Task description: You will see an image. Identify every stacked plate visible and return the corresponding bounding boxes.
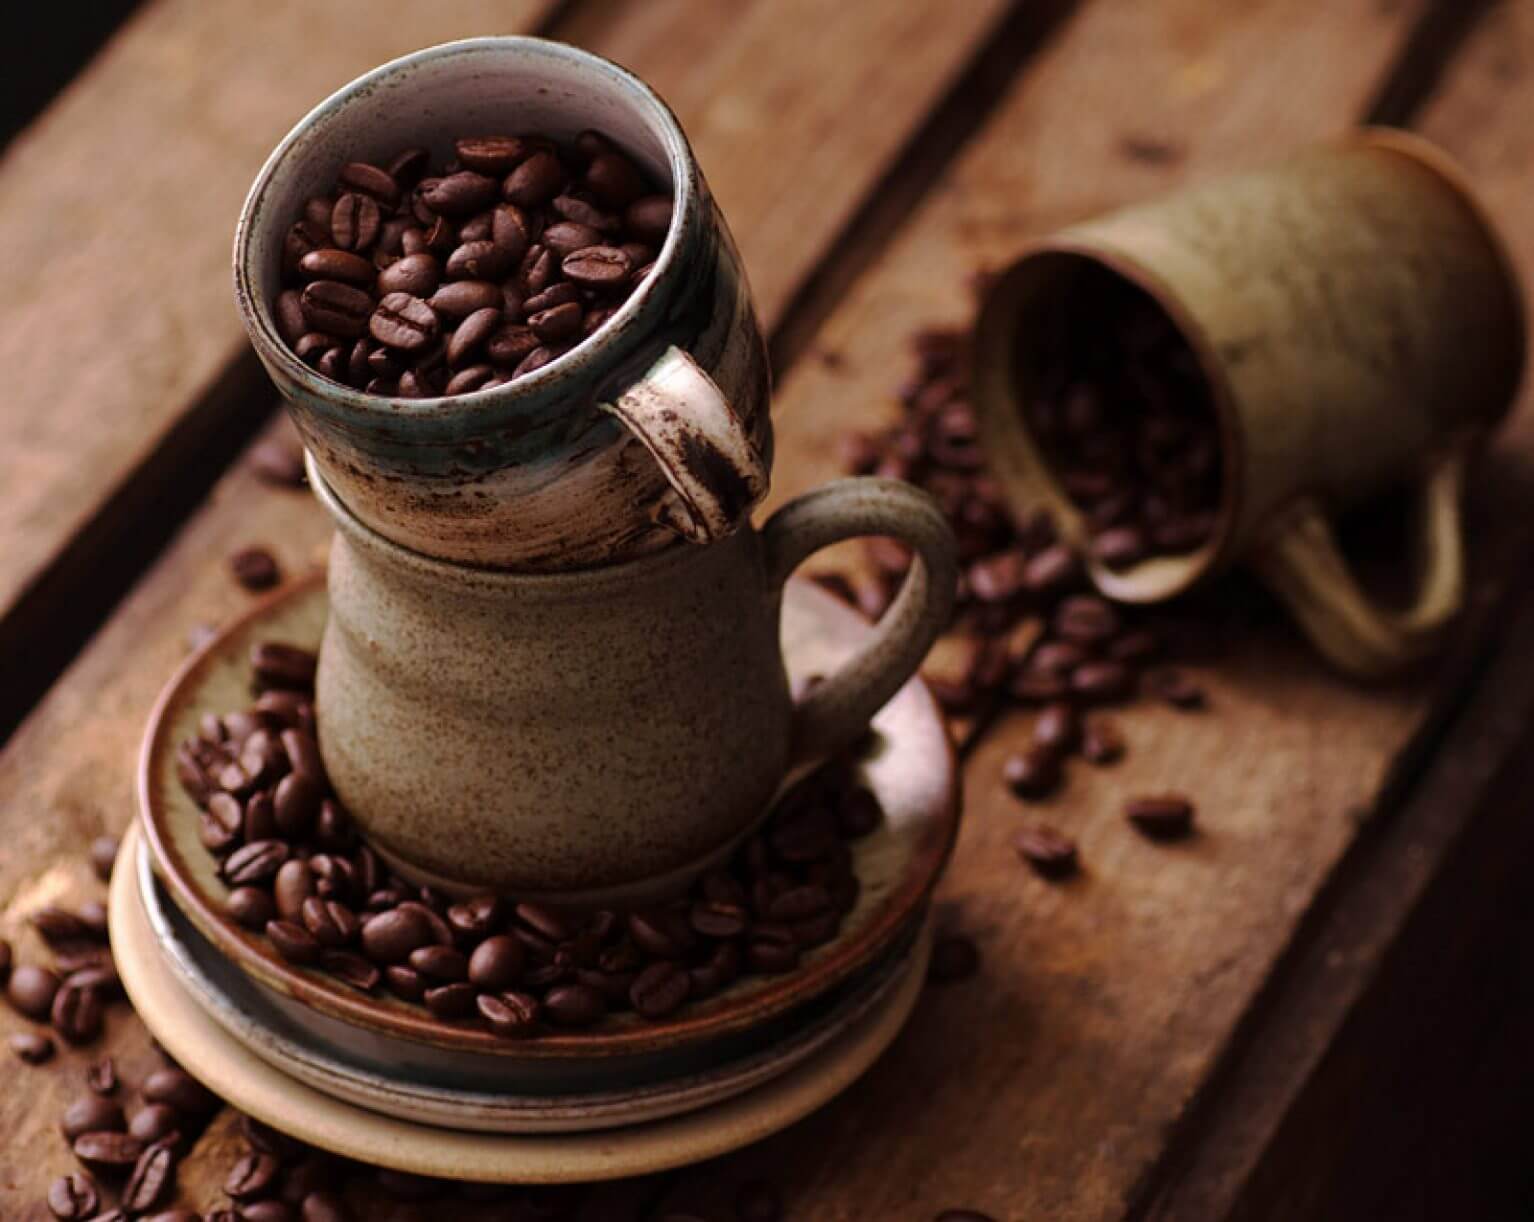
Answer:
[115,576,958,1180]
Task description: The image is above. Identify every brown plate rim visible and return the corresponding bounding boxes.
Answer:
[138,571,960,1060]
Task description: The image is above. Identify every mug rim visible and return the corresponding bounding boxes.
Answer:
[232,35,699,433]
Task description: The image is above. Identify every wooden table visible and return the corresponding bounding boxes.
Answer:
[3,1,1534,1216]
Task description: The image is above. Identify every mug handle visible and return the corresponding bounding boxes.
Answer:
[599,345,769,544]
[761,477,958,763]
[1250,448,1468,679]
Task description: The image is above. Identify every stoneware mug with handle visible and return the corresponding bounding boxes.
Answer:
[234,36,774,572]
[310,456,955,906]
[972,130,1524,678]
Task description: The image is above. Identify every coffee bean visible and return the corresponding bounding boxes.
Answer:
[1054,594,1120,644]
[423,981,476,1019]
[224,839,289,885]
[1021,544,1083,595]
[456,136,531,174]
[369,292,439,351]
[408,944,468,983]
[502,151,565,206]
[528,300,584,342]
[320,950,381,993]
[241,1200,299,1222]
[487,323,541,367]
[52,981,104,1044]
[543,982,607,1028]
[301,897,359,950]
[226,1150,282,1201]
[1032,701,1081,754]
[429,279,504,319]
[423,171,499,216]
[1013,824,1079,879]
[562,244,632,286]
[384,966,426,1002]
[445,363,496,394]
[299,279,372,338]
[273,772,322,839]
[122,1141,176,1213]
[47,1172,100,1220]
[338,161,400,207]
[446,238,515,282]
[928,933,980,984]
[689,899,749,940]
[1003,745,1062,799]
[301,1190,354,1222]
[12,1030,54,1063]
[1070,660,1135,704]
[376,251,442,299]
[230,546,281,591]
[86,1056,118,1095]
[1145,666,1205,709]
[1126,794,1195,839]
[72,1130,144,1174]
[330,192,381,253]
[466,935,525,990]
[746,924,800,974]
[297,247,374,286]
[252,642,316,690]
[127,1105,181,1146]
[32,906,97,946]
[630,961,690,1019]
[267,919,322,966]
[476,990,541,1038]
[89,834,121,882]
[10,963,61,1019]
[361,906,437,965]
[63,1095,125,1141]
[1092,524,1149,569]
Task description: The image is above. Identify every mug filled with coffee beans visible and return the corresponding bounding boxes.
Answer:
[231,37,959,902]
[235,36,773,571]
[972,129,1524,677]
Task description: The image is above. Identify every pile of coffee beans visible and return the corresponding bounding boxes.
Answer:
[1021,268,1222,570]
[275,131,671,396]
[176,640,880,1037]
[835,302,1210,878]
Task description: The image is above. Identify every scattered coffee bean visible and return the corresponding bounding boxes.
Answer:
[1032,702,1081,754]
[226,1150,282,1200]
[230,546,281,592]
[62,1095,125,1142]
[122,1140,176,1213]
[630,961,690,1019]
[1013,824,1079,879]
[1145,666,1206,709]
[128,1105,182,1147]
[1081,718,1126,765]
[12,1030,55,1063]
[249,438,307,488]
[543,982,607,1028]
[476,990,540,1038]
[46,1172,100,1220]
[142,1067,219,1116]
[10,963,61,1019]
[32,906,98,946]
[1003,745,1062,800]
[929,933,980,984]
[71,1130,144,1175]
[86,1056,118,1095]
[1126,794,1196,840]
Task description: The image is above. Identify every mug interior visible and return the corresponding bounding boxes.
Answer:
[235,37,693,420]
[972,248,1240,603]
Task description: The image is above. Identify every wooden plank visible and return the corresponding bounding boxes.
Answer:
[0,0,1032,1212]
[0,0,1021,735]
[651,0,1461,1219]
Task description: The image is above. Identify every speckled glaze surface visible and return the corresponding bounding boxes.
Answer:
[311,457,955,901]
[973,130,1525,675]
[138,572,959,1063]
[233,37,772,571]
[113,831,934,1180]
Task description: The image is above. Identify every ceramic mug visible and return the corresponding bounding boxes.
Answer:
[234,37,773,571]
[309,457,957,906]
[972,130,1525,677]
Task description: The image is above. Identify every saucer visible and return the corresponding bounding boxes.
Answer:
[112,818,933,1180]
[138,573,959,1077]
[132,823,924,1133]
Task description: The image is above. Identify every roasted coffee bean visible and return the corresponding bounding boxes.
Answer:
[408,944,468,983]
[625,911,685,960]
[929,933,980,984]
[273,771,322,839]
[11,1030,54,1063]
[1021,544,1083,595]
[542,220,602,257]
[144,1212,201,1222]
[122,1141,176,1213]
[252,641,316,690]
[623,195,671,245]
[445,363,496,395]
[318,950,380,992]
[562,244,632,286]
[267,919,323,966]
[299,280,372,338]
[1032,701,1081,754]
[46,1172,99,1220]
[270,859,313,922]
[1092,525,1149,569]
[1145,666,1205,709]
[65,961,122,1002]
[225,1150,282,1201]
[746,924,800,974]
[89,835,121,882]
[300,1190,354,1222]
[52,982,104,1044]
[477,990,541,1038]
[62,1096,124,1142]
[384,965,426,1002]
[1126,794,1195,839]
[377,251,442,299]
[127,1105,182,1147]
[338,161,400,207]
[0,938,10,986]
[446,894,502,941]
[72,1130,144,1174]
[298,247,374,286]
[86,1056,118,1095]
[241,1200,299,1222]
[1071,660,1135,704]
[446,238,514,281]
[423,981,476,1019]
[1003,745,1063,799]
[543,982,607,1028]
[330,192,381,252]
[503,151,565,206]
[9,963,61,1019]
[361,906,438,965]
[630,961,690,1020]
[429,278,504,319]
[1013,824,1079,879]
[689,899,749,940]
[369,292,439,351]
[224,839,289,885]
[1081,718,1125,766]
[32,905,97,946]
[455,135,530,174]
[690,941,742,997]
[144,1067,217,1115]
[423,171,499,216]
[736,1178,784,1222]
[301,897,359,949]
[466,935,525,990]
[1054,594,1120,644]
[230,546,281,591]
[528,300,584,341]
